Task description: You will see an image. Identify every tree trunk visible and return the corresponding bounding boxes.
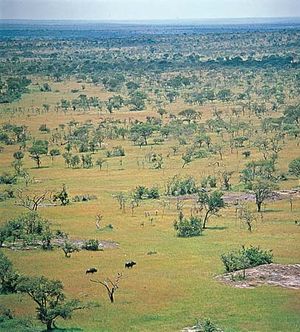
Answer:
[257,201,262,212]
[46,320,53,331]
[202,210,210,229]
[109,292,114,303]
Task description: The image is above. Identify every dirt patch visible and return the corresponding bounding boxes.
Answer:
[216,264,300,289]
[3,238,119,251]
[168,189,300,206]
[223,189,300,205]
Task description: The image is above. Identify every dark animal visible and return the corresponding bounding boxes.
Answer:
[86,268,97,274]
[125,261,136,268]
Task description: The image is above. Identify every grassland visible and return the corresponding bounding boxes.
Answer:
[0,25,300,332]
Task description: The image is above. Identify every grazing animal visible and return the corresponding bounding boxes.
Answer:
[125,261,136,269]
[86,268,98,274]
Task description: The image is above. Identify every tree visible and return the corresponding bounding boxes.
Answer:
[178,109,199,123]
[289,157,300,178]
[197,190,225,229]
[221,170,234,191]
[90,272,123,303]
[130,123,155,145]
[62,241,79,258]
[113,192,127,212]
[49,149,60,162]
[96,158,106,170]
[0,252,19,294]
[28,140,48,168]
[53,184,69,206]
[17,276,83,331]
[252,179,276,212]
[238,205,255,232]
[182,148,193,168]
[16,189,49,211]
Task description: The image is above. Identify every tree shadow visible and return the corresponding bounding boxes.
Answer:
[205,226,227,230]
[47,328,83,332]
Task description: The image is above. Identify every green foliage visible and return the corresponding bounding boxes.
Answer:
[0,76,31,103]
[28,140,49,168]
[174,215,202,237]
[221,245,273,273]
[0,172,17,184]
[53,184,69,206]
[16,275,82,330]
[288,157,300,178]
[194,318,223,332]
[166,175,197,196]
[133,186,160,200]
[106,146,125,157]
[252,179,276,212]
[83,239,101,251]
[39,124,50,133]
[62,241,79,258]
[2,212,52,247]
[197,190,225,228]
[0,252,19,294]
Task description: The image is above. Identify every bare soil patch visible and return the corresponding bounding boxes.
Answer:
[216,264,300,289]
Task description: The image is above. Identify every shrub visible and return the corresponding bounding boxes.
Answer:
[194,318,223,332]
[106,146,125,157]
[174,216,202,237]
[133,186,160,200]
[221,245,273,273]
[38,124,50,133]
[83,239,102,251]
[72,194,97,202]
[0,173,17,185]
[166,175,198,196]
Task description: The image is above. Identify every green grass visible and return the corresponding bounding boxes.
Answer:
[0,79,300,331]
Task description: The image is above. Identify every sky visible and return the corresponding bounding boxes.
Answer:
[0,0,299,20]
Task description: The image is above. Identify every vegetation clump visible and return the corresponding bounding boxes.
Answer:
[174,213,202,237]
[221,245,273,273]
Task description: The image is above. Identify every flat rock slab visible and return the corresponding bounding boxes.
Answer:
[216,263,300,289]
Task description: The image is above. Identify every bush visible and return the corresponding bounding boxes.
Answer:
[133,186,160,200]
[166,175,198,196]
[106,146,125,157]
[83,239,102,251]
[0,173,17,185]
[194,318,223,332]
[221,245,273,273]
[174,216,202,237]
[72,194,97,202]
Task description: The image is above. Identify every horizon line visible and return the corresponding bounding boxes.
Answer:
[1,16,300,23]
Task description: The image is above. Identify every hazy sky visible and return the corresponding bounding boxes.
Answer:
[1,0,299,20]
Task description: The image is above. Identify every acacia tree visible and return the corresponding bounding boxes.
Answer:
[252,179,276,212]
[197,190,225,229]
[28,140,49,168]
[17,276,83,331]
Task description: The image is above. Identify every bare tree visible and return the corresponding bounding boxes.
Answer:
[95,213,103,230]
[90,272,123,303]
[16,189,50,211]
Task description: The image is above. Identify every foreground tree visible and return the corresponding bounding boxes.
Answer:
[0,252,19,294]
[197,190,225,229]
[17,276,83,331]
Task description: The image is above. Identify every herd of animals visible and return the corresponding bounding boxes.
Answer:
[85,260,137,274]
